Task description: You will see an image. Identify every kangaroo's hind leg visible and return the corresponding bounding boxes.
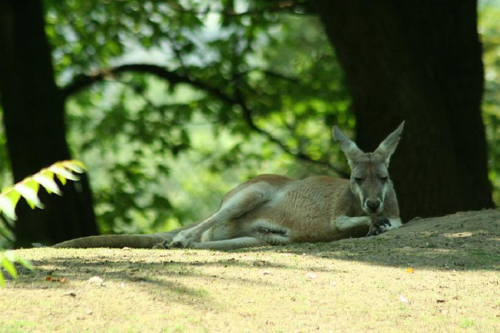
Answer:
[191,237,268,251]
[166,182,275,248]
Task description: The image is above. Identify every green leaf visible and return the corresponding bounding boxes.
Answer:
[0,271,4,288]
[0,190,21,220]
[62,160,86,174]
[49,164,80,183]
[0,160,86,230]
[6,251,33,271]
[1,256,18,279]
[14,256,34,271]
[56,174,67,185]
[14,179,44,209]
[33,171,62,195]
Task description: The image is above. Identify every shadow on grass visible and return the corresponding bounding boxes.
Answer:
[8,248,328,307]
[239,209,500,271]
[9,209,499,298]
[9,257,214,304]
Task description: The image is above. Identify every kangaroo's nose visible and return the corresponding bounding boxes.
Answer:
[366,200,380,212]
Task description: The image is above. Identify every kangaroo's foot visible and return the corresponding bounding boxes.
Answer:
[154,230,195,249]
[153,241,167,249]
[171,230,196,248]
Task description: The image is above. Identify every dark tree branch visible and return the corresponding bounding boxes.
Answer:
[233,87,349,178]
[61,64,231,102]
[164,0,315,17]
[62,64,348,178]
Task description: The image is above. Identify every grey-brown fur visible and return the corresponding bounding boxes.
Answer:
[54,123,405,250]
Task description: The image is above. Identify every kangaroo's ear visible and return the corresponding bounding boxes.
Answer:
[333,126,364,167]
[374,121,405,166]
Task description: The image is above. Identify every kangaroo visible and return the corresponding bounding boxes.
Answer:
[54,122,404,250]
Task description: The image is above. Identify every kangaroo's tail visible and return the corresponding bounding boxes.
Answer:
[53,233,174,248]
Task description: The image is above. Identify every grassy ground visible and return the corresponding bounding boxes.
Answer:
[1,209,499,332]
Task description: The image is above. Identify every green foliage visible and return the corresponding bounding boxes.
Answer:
[479,0,500,205]
[0,251,33,288]
[0,160,84,286]
[0,160,86,220]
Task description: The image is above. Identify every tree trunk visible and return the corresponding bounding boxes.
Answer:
[314,0,494,220]
[0,0,98,247]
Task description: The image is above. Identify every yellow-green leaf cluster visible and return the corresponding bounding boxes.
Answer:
[0,251,34,288]
[0,160,86,220]
[0,160,84,288]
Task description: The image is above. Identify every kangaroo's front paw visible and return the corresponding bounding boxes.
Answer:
[373,217,391,228]
[366,217,391,236]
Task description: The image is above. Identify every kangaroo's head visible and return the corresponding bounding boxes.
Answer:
[333,122,404,216]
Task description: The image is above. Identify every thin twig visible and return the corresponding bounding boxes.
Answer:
[233,87,348,177]
[62,64,348,177]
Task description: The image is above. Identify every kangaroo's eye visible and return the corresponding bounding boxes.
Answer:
[354,177,364,182]
[380,177,388,181]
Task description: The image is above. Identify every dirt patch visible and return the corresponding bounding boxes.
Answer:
[1,209,499,332]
